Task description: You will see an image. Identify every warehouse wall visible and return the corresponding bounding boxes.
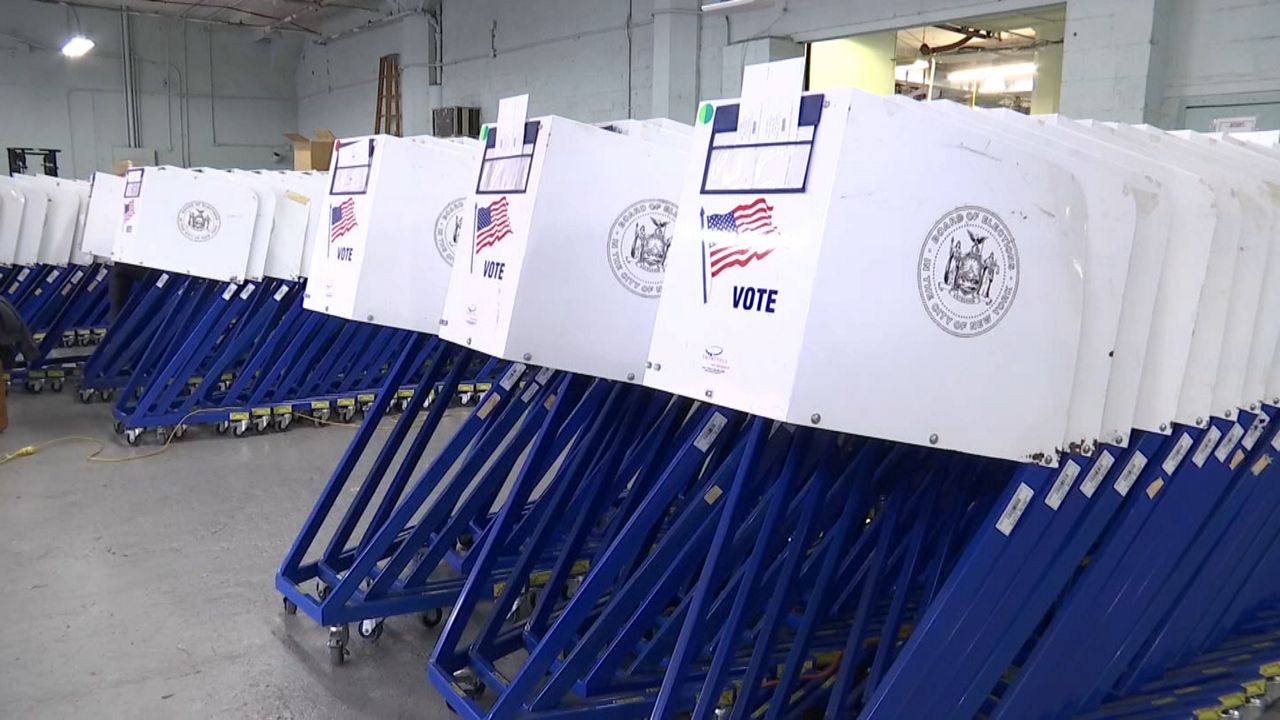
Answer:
[1,1,300,179]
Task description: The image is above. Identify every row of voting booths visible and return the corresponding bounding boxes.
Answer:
[273,56,1280,720]
[0,172,110,388]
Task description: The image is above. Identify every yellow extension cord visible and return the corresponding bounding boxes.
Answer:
[0,407,398,467]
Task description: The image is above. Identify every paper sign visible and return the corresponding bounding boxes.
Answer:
[495,94,530,154]
[1212,116,1258,133]
[739,58,804,145]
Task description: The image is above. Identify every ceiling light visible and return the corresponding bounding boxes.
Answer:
[61,35,94,58]
[948,62,1036,84]
[896,59,930,72]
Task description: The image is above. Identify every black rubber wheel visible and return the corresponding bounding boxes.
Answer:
[358,621,383,642]
[232,424,247,438]
[216,421,230,435]
[50,379,63,393]
[101,389,115,401]
[78,388,94,403]
[420,608,444,628]
[282,597,297,614]
[317,582,330,601]
[125,430,142,447]
[328,645,345,666]
[113,420,125,435]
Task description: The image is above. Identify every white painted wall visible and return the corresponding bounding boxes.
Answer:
[2,0,300,179]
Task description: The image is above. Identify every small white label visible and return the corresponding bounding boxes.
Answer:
[95,268,109,282]
[1162,433,1193,475]
[1114,451,1148,497]
[274,285,289,301]
[520,381,539,403]
[17,268,30,281]
[693,412,728,453]
[1192,425,1222,468]
[1243,416,1269,451]
[1215,423,1244,463]
[535,367,555,385]
[70,270,85,283]
[239,283,256,300]
[157,273,169,288]
[1045,460,1080,511]
[996,482,1035,536]
[45,269,61,283]
[1080,451,1116,498]
[221,283,238,300]
[499,363,526,391]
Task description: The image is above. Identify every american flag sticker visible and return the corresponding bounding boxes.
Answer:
[701,198,779,298]
[475,197,513,254]
[330,198,357,252]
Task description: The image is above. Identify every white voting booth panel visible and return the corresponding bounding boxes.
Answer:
[82,173,125,259]
[305,134,480,333]
[0,178,26,265]
[439,106,692,384]
[194,169,273,281]
[69,180,92,265]
[114,166,259,283]
[921,99,1142,454]
[239,169,311,280]
[21,175,80,266]
[288,171,328,275]
[1043,117,1214,437]
[645,87,1088,464]
[9,177,49,267]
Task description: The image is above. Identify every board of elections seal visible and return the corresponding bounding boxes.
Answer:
[177,201,221,243]
[607,199,677,298]
[434,197,466,266]
[917,206,1019,338]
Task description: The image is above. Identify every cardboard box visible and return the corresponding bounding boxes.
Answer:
[285,130,337,171]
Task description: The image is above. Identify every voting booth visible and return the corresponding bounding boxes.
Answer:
[0,178,26,266]
[304,133,481,333]
[439,97,692,383]
[113,166,259,283]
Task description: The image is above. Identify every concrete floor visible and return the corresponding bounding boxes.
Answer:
[0,390,459,719]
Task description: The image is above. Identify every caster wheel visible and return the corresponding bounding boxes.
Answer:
[328,644,347,666]
[358,619,384,642]
[156,428,168,444]
[232,422,248,438]
[316,582,330,601]
[420,608,444,628]
[78,388,95,403]
[125,428,142,446]
[275,415,292,432]
[314,409,331,426]
[101,389,115,402]
[253,417,269,433]
[25,380,42,394]
[216,421,230,435]
[173,424,188,440]
[339,407,355,423]
[50,379,64,393]
[455,534,475,553]
[282,597,297,615]
[113,420,126,435]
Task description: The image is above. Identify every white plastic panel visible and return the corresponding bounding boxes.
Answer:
[244,170,310,280]
[441,111,689,383]
[68,180,93,265]
[0,179,26,265]
[203,169,273,281]
[11,178,49,266]
[22,176,79,266]
[113,166,258,283]
[646,88,1087,464]
[82,173,125,259]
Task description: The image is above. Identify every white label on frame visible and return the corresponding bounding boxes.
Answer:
[1045,460,1080,511]
[1216,423,1244,463]
[1080,451,1116,498]
[1192,425,1222,468]
[694,412,728,453]
[1114,451,1148,497]
[996,482,1035,536]
[1162,433,1193,475]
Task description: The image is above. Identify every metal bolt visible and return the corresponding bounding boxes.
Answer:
[1226,409,1234,419]
[645,361,653,369]
[366,315,374,322]
[466,338,472,346]
[928,433,939,445]
[1160,423,1169,432]
[439,319,449,327]
[523,353,532,361]
[1196,417,1205,426]
[705,390,714,399]
[1251,403,1259,411]
[626,372,635,381]
[1114,433,1125,445]
[653,363,662,371]
[810,413,821,425]
[1082,444,1094,456]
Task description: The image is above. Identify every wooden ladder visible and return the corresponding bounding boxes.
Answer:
[374,53,402,136]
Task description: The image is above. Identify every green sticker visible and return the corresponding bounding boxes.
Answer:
[480,126,490,141]
[697,103,714,125]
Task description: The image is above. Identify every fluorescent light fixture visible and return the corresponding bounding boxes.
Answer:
[895,59,930,72]
[948,62,1036,84]
[701,0,773,13]
[61,35,94,58]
